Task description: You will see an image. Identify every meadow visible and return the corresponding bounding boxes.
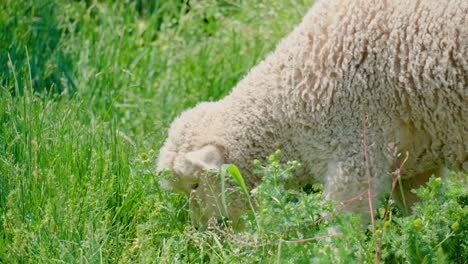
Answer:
[0,0,466,262]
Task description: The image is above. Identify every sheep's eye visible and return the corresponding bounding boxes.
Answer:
[190,183,199,190]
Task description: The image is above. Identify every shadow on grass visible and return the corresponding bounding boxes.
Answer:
[0,0,75,95]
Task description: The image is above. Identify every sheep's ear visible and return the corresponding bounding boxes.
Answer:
[185,145,224,171]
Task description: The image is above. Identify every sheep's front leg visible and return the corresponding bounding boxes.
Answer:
[323,152,392,222]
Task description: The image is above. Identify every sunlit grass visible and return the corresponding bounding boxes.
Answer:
[0,0,314,262]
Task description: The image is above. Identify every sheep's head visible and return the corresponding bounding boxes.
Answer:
[156,103,247,229]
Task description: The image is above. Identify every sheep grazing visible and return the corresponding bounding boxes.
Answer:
[157,0,467,229]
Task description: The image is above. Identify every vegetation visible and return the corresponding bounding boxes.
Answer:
[0,0,466,262]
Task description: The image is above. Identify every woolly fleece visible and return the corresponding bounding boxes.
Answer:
[157,0,467,228]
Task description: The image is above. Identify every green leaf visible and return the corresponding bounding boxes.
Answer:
[222,164,249,198]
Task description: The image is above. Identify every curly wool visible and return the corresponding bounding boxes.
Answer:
[157,0,467,226]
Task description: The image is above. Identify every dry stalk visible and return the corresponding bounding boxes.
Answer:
[362,115,379,263]
[376,150,409,263]
[208,219,342,249]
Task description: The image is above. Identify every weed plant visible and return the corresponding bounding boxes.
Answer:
[0,0,466,262]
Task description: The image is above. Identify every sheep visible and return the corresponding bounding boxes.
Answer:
[157,0,468,229]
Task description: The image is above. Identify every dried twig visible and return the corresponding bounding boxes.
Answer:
[208,219,342,249]
[362,115,379,263]
[376,151,409,263]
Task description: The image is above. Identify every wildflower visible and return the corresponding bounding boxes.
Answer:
[451,221,459,231]
[272,161,279,167]
[375,229,382,235]
[275,149,281,155]
[253,159,261,167]
[268,154,275,161]
[384,220,391,228]
[149,149,155,154]
[140,152,148,159]
[288,160,301,168]
[142,159,149,165]
[316,193,322,198]
[413,218,423,230]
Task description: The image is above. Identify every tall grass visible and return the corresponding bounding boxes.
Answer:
[0,0,314,262]
[1,0,466,263]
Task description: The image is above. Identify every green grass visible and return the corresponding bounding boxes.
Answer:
[0,0,466,263]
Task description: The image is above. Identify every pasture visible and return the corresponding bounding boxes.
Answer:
[0,0,466,262]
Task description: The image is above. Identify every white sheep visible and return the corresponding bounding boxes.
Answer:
[157,0,467,228]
